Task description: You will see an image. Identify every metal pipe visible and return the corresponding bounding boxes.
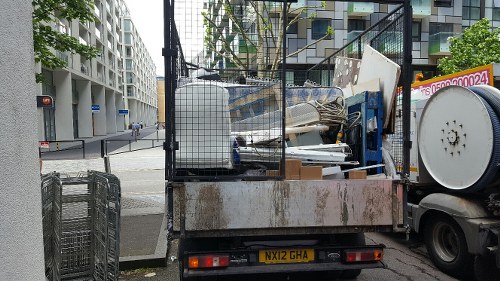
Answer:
[82,140,86,159]
[402,0,413,227]
[281,0,287,180]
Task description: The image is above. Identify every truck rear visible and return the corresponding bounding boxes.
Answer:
[164,79,405,280]
[163,1,413,279]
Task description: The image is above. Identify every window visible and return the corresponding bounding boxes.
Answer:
[287,18,298,34]
[312,19,331,40]
[434,0,452,7]
[412,21,421,42]
[348,19,366,32]
[123,19,132,31]
[463,0,481,20]
[429,22,453,35]
[124,33,133,45]
[126,59,133,70]
[493,1,500,21]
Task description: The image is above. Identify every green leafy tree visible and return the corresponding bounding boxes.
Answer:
[438,18,500,74]
[202,0,332,77]
[33,0,100,82]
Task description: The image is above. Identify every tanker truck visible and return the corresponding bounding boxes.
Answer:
[404,83,500,281]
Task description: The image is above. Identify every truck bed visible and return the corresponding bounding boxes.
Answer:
[172,179,403,237]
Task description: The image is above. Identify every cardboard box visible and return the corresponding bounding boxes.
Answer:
[349,170,367,179]
[280,159,302,180]
[300,166,323,180]
[265,170,280,177]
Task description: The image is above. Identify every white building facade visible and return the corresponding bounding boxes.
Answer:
[38,0,157,141]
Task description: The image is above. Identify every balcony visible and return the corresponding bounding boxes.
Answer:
[95,28,102,41]
[346,30,371,56]
[94,6,101,19]
[290,0,306,11]
[347,2,374,16]
[372,31,403,55]
[56,51,69,67]
[429,32,458,56]
[412,0,431,18]
[79,37,89,46]
[238,38,257,54]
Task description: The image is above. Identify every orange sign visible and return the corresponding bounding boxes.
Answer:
[411,64,494,98]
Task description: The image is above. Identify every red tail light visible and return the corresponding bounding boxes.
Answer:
[188,255,230,269]
[344,249,383,263]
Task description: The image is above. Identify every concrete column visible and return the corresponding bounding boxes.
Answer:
[124,98,130,128]
[0,1,46,280]
[53,71,74,140]
[116,95,125,131]
[106,91,117,134]
[129,99,138,125]
[76,80,93,138]
[92,85,106,136]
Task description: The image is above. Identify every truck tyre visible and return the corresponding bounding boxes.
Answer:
[474,254,500,281]
[423,214,473,279]
[337,233,365,279]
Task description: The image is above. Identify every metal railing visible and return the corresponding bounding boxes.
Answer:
[100,138,164,157]
[307,5,404,81]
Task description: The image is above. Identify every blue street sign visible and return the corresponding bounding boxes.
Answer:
[118,109,129,115]
[91,104,100,113]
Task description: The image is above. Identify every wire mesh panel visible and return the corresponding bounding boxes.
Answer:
[305,4,405,175]
[42,172,62,281]
[41,171,120,281]
[168,0,367,181]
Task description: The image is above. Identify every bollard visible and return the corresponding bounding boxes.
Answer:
[100,140,105,158]
[82,140,86,159]
[103,155,111,173]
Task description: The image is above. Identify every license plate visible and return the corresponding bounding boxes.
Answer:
[258,249,315,264]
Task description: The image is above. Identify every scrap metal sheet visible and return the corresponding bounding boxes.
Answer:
[174,180,400,232]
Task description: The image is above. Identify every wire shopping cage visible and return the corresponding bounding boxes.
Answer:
[41,171,120,281]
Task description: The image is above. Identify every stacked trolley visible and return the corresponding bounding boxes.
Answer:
[41,171,121,281]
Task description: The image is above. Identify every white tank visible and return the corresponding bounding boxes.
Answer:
[418,85,500,192]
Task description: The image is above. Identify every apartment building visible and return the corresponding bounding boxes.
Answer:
[38,0,157,142]
[198,0,500,85]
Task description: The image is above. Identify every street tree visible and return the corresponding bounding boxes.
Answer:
[438,18,500,75]
[33,0,100,83]
[202,0,332,77]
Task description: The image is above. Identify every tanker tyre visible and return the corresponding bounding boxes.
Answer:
[338,233,365,279]
[474,254,500,281]
[423,214,473,279]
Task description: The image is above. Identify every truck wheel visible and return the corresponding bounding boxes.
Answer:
[337,233,365,279]
[474,254,500,281]
[423,214,473,279]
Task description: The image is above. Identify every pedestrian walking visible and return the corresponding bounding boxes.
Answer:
[140,121,143,129]
[135,122,141,136]
[155,122,159,130]
[131,122,136,136]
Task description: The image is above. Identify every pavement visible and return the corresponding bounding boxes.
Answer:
[42,127,168,267]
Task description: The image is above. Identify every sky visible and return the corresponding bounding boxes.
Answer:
[123,0,204,76]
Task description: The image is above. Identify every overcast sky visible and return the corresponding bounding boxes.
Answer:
[123,0,204,76]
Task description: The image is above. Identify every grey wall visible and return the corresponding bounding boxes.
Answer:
[0,1,46,280]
